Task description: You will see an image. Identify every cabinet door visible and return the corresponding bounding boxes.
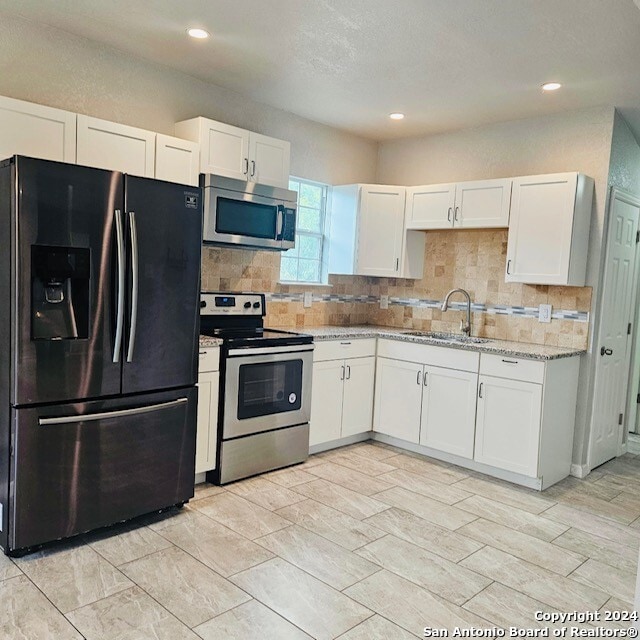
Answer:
[342,357,375,437]
[455,179,511,228]
[0,95,76,162]
[196,372,219,474]
[420,366,478,459]
[373,358,423,443]
[200,120,250,180]
[356,186,405,277]
[310,360,345,446]
[155,134,200,186]
[506,173,578,285]
[76,115,155,177]
[405,184,455,230]
[474,375,542,477]
[249,132,290,188]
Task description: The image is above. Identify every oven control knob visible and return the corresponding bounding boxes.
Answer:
[243,301,251,309]
[288,393,297,404]
[253,302,261,309]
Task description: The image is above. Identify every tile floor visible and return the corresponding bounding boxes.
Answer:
[2,442,639,639]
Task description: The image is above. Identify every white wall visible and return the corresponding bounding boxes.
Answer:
[377,107,617,468]
[0,13,378,186]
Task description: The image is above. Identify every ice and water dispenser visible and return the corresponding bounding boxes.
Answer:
[31,245,90,340]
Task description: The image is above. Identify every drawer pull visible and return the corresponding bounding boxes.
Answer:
[199,351,207,356]
[501,359,519,364]
[340,341,352,345]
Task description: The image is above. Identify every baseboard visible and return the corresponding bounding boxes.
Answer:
[309,432,370,455]
[570,463,590,479]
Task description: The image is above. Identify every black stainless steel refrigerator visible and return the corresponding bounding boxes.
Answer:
[0,156,202,555]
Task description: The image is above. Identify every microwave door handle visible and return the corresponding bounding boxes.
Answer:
[276,206,283,240]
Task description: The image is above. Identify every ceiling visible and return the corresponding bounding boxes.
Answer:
[1,0,640,141]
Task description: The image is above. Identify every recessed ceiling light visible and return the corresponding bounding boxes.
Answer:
[541,82,562,92]
[389,113,405,120]
[187,28,210,39]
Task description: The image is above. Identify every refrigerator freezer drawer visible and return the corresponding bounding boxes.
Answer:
[8,387,197,553]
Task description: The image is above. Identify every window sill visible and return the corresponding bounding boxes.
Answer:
[278,281,333,288]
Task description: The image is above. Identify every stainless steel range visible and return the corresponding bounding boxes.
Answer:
[200,292,314,484]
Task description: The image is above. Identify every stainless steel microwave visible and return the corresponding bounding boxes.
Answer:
[201,175,297,250]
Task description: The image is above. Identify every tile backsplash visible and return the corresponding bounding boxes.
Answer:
[200,228,591,349]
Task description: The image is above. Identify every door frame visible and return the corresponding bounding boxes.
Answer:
[587,187,640,469]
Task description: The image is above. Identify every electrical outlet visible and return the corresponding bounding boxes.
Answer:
[303,291,313,308]
[538,304,552,323]
[380,295,389,310]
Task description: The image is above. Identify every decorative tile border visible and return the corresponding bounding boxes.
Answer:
[265,293,589,323]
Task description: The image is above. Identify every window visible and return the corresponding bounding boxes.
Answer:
[280,177,329,283]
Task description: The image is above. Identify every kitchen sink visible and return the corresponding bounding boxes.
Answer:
[400,331,490,344]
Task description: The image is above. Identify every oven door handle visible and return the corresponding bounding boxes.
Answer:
[227,345,314,357]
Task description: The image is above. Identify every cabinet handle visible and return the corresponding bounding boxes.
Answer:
[454,206,460,222]
[243,158,249,175]
[395,257,399,271]
[447,207,452,223]
[416,370,422,385]
[506,259,512,275]
[199,351,207,356]
[250,160,256,177]
[423,371,428,386]
[340,341,352,345]
[478,382,483,398]
[501,359,518,364]
[346,365,351,380]
[341,365,345,380]
[600,347,613,356]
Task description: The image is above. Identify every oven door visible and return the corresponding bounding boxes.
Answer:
[223,345,313,438]
[204,187,285,250]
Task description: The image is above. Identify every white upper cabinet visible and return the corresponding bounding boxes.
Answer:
[455,179,512,228]
[406,178,511,230]
[0,95,76,162]
[505,172,594,286]
[248,132,290,188]
[155,134,200,186]
[328,184,424,279]
[76,115,155,177]
[406,183,456,229]
[175,116,290,188]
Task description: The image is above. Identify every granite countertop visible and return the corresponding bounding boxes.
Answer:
[199,335,223,348]
[299,325,584,361]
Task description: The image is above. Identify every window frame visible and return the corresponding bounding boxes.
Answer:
[280,176,331,285]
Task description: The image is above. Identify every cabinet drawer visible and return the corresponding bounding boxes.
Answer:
[480,353,544,384]
[313,338,376,362]
[377,338,479,373]
[198,347,220,373]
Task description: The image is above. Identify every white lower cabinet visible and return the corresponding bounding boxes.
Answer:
[474,375,542,477]
[373,358,423,443]
[196,347,220,474]
[420,366,478,459]
[310,357,375,447]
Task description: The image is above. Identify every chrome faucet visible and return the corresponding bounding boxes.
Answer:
[441,288,472,337]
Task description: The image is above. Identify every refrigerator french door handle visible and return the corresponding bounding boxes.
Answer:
[126,211,139,363]
[38,398,188,426]
[113,209,125,363]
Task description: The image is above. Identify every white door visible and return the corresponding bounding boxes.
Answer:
[356,186,405,277]
[195,371,219,474]
[0,95,77,162]
[373,358,423,443]
[405,183,456,229]
[201,120,250,181]
[455,179,512,228]
[310,360,345,446]
[505,173,578,285]
[420,366,478,459]
[342,357,375,437]
[76,115,155,177]
[155,134,200,186]
[474,375,542,477]
[589,189,640,469]
[249,133,290,188]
